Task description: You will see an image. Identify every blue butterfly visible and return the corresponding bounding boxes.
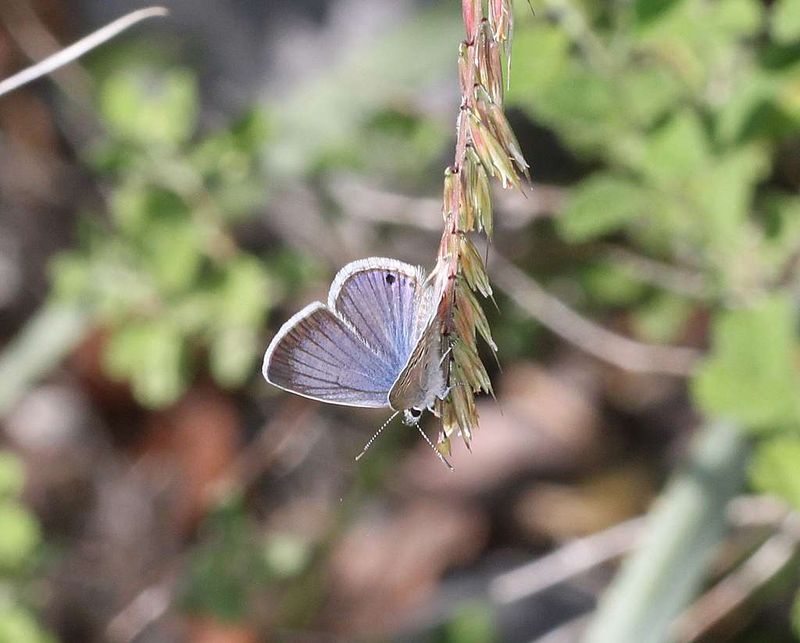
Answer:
[263,258,451,462]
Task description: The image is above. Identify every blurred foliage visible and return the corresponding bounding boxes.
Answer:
[266,4,460,179]
[794,589,800,640]
[431,601,497,643]
[13,0,800,637]
[750,436,800,511]
[508,0,800,558]
[0,452,53,643]
[50,65,276,407]
[502,1,800,633]
[693,295,800,430]
[182,500,313,623]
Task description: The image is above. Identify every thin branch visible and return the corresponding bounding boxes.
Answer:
[0,0,91,102]
[105,576,176,643]
[489,495,790,609]
[205,398,318,506]
[327,173,442,231]
[0,6,168,98]
[531,615,591,643]
[490,517,645,604]
[327,173,567,232]
[726,495,792,530]
[673,513,800,642]
[492,254,702,376]
[106,401,320,643]
[601,244,710,299]
[0,303,89,415]
[583,420,749,643]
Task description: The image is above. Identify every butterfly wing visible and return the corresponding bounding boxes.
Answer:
[263,302,397,407]
[388,315,447,412]
[328,258,426,377]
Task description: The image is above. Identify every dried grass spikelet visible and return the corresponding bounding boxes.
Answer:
[431,0,529,453]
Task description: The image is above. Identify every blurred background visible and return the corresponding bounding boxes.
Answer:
[1,0,800,641]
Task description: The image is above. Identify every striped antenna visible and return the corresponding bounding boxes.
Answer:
[355,411,399,462]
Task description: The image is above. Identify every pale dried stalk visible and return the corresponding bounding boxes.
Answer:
[673,513,800,642]
[493,254,702,376]
[433,0,529,451]
[0,6,168,97]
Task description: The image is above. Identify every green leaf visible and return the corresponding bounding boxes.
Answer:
[49,254,91,303]
[692,294,800,430]
[105,321,187,407]
[558,174,648,242]
[0,500,40,570]
[693,146,769,262]
[641,110,709,184]
[582,263,648,306]
[262,533,311,579]
[633,294,693,344]
[715,70,783,143]
[621,67,685,127]
[215,257,272,327]
[750,436,800,511]
[713,0,763,39]
[0,607,55,643]
[506,23,571,105]
[141,215,202,295]
[760,195,800,282]
[99,68,198,147]
[772,0,800,43]
[111,183,186,236]
[209,327,259,388]
[0,452,25,498]
[229,108,271,153]
[793,590,800,639]
[208,258,271,387]
[182,501,262,622]
[535,67,617,139]
[442,601,497,643]
[631,0,707,87]
[633,0,684,27]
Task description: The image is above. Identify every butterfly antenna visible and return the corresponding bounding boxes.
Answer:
[355,411,399,461]
[416,424,454,471]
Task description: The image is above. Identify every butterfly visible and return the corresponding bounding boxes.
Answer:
[262,258,451,462]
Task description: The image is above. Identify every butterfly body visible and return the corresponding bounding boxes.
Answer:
[263,258,448,421]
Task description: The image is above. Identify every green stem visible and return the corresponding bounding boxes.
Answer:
[0,302,89,415]
[583,420,749,643]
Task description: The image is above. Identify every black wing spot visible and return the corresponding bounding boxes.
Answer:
[385,273,396,285]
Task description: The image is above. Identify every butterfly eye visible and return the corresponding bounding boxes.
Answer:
[409,407,422,418]
[385,274,396,285]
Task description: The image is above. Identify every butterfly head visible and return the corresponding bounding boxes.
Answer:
[403,407,424,426]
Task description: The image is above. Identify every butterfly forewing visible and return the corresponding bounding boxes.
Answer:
[264,257,448,416]
[329,258,424,375]
[263,302,396,407]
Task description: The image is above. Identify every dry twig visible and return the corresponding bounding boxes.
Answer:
[674,513,800,642]
[327,173,566,232]
[490,517,646,604]
[601,244,710,299]
[432,0,530,449]
[0,6,168,98]
[493,254,702,376]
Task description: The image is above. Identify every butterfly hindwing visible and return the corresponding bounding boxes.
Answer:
[388,317,447,412]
